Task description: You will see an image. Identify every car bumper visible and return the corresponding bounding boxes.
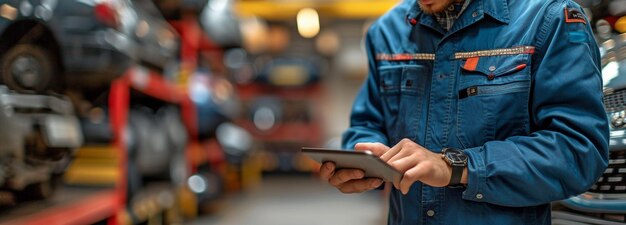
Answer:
[561,194,626,214]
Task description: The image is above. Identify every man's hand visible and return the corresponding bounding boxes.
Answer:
[319,143,389,193]
[381,139,453,194]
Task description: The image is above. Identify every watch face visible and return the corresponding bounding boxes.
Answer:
[445,148,468,163]
[448,153,468,163]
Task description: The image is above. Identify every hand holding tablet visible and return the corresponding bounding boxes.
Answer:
[302,147,402,183]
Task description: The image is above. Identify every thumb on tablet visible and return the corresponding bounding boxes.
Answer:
[355,142,389,157]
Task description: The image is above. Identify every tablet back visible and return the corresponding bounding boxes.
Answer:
[302,147,401,183]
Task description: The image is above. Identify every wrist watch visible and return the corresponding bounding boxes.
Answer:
[441,148,468,187]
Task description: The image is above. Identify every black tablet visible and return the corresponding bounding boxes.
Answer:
[302,147,402,183]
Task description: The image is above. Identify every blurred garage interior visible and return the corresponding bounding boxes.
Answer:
[0,0,623,224]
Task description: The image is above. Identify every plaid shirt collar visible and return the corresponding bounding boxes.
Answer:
[434,0,472,31]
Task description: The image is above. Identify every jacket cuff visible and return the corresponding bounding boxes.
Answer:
[462,146,487,202]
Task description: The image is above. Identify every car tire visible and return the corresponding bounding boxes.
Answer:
[0,44,56,93]
[156,106,189,183]
[126,109,153,203]
[157,106,188,153]
[128,108,169,178]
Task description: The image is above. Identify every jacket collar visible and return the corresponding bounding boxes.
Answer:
[481,0,510,24]
[406,0,510,25]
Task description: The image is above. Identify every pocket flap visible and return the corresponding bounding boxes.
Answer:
[460,54,530,79]
[379,65,426,94]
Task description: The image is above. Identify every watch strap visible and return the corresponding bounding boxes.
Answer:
[448,163,464,187]
[442,148,467,187]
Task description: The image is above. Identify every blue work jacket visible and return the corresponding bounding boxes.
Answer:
[342,0,609,224]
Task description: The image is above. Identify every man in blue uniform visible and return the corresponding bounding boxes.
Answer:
[319,0,609,224]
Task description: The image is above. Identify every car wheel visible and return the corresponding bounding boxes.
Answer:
[0,44,55,93]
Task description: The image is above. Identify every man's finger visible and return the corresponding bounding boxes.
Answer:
[389,155,420,173]
[355,142,390,156]
[338,178,383,193]
[400,163,429,195]
[319,162,335,181]
[380,144,402,162]
[369,178,384,188]
[329,169,365,187]
[388,148,416,164]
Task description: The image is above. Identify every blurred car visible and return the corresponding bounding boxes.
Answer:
[0,0,139,93]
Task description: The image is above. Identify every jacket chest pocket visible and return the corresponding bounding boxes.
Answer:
[379,65,428,142]
[456,54,532,148]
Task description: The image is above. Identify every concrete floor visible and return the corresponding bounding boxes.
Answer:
[188,175,388,225]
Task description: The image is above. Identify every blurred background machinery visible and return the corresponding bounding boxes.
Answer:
[0,0,251,224]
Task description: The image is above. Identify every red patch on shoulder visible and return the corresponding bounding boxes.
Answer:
[565,8,586,24]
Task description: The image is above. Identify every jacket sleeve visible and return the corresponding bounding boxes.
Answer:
[462,1,609,207]
[342,27,390,149]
